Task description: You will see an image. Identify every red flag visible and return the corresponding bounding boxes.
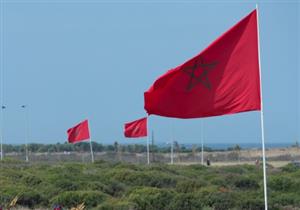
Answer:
[124,117,147,138]
[144,10,261,119]
[67,120,90,143]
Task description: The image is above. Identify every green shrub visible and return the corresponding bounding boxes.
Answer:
[270,193,300,206]
[94,199,136,210]
[206,192,237,210]
[22,174,42,186]
[128,187,174,210]
[54,179,81,191]
[233,177,259,190]
[281,163,300,173]
[175,179,205,193]
[210,177,228,187]
[51,191,109,208]
[237,198,264,210]
[269,176,293,191]
[168,193,203,210]
[111,170,177,188]
[104,179,127,196]
[194,185,219,206]
[220,165,247,174]
[85,181,109,192]
[18,190,46,208]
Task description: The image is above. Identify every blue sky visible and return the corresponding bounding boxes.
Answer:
[0,0,299,146]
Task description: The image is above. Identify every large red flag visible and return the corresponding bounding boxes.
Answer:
[144,10,261,119]
[124,117,147,138]
[67,120,90,143]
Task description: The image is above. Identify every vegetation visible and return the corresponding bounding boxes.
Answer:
[2,142,228,154]
[0,159,299,209]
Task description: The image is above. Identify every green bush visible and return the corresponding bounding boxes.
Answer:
[51,191,109,208]
[53,179,81,191]
[18,190,47,208]
[104,179,127,196]
[193,185,219,206]
[210,177,228,187]
[175,179,205,193]
[233,177,259,190]
[85,181,109,192]
[206,192,237,210]
[111,169,177,188]
[168,193,203,210]
[1,160,300,209]
[22,174,42,186]
[237,197,264,210]
[128,187,174,210]
[270,193,300,207]
[281,163,300,173]
[269,176,293,191]
[220,165,247,174]
[94,199,136,210]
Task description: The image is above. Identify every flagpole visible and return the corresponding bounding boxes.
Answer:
[88,123,94,163]
[21,105,29,162]
[146,134,150,165]
[170,120,174,164]
[256,4,268,210]
[89,138,94,163]
[0,106,4,161]
[201,120,204,165]
[0,0,4,161]
[146,117,150,165]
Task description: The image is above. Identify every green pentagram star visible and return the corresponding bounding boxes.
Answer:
[182,57,217,91]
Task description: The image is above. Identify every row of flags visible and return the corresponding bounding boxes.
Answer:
[0,7,267,209]
[68,9,260,143]
[67,9,268,209]
[42,8,269,209]
[67,117,147,143]
[67,8,260,153]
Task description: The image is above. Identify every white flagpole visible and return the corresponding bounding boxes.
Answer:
[25,106,29,162]
[21,105,29,162]
[146,117,150,165]
[170,120,174,164]
[89,138,94,163]
[0,106,4,161]
[201,120,204,165]
[146,134,150,165]
[256,4,268,210]
[88,123,94,163]
[0,0,4,161]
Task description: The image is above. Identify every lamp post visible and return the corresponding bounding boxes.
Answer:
[21,105,29,162]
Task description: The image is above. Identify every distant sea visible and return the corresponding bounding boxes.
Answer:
[155,143,296,150]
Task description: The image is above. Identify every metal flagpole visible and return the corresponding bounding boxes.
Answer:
[88,123,94,163]
[0,0,4,161]
[171,140,174,164]
[201,120,204,165]
[256,4,268,210]
[146,117,150,165]
[146,133,150,165]
[0,106,5,161]
[89,138,94,163]
[21,105,29,162]
[170,120,174,164]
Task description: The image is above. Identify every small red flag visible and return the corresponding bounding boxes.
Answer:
[67,120,90,143]
[144,10,261,119]
[124,117,147,138]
